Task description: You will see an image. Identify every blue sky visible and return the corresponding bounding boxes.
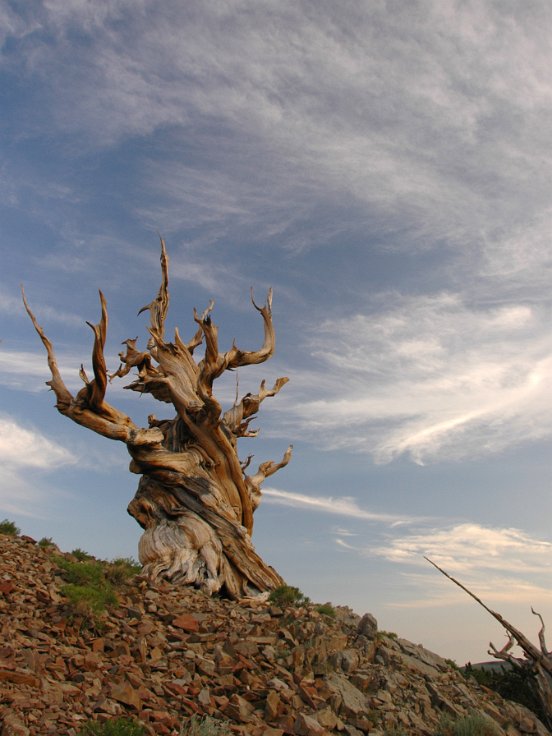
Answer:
[2,0,552,664]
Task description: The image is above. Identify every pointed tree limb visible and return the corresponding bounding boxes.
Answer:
[246,445,293,509]
[489,635,524,668]
[109,337,152,382]
[21,286,72,411]
[425,557,547,667]
[223,377,289,439]
[138,237,170,340]
[533,608,550,656]
[22,288,163,446]
[194,290,277,398]
[83,290,108,413]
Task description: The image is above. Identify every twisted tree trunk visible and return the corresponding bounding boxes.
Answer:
[24,240,291,598]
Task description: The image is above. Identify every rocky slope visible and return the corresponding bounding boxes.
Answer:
[0,533,549,736]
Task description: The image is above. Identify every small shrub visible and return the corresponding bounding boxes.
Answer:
[55,556,118,626]
[315,603,337,618]
[71,547,94,561]
[0,519,20,536]
[463,663,545,723]
[55,557,106,587]
[180,714,232,735]
[436,712,500,736]
[77,717,146,735]
[268,585,310,607]
[38,536,54,548]
[378,630,398,640]
[105,557,142,585]
[62,583,117,616]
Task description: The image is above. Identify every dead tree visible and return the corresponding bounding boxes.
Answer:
[23,240,292,598]
[427,557,552,729]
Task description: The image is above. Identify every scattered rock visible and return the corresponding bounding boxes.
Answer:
[0,533,549,736]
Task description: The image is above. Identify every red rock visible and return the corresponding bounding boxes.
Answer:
[0,669,40,687]
[1,711,30,735]
[293,714,330,736]
[265,690,281,720]
[172,614,199,631]
[110,678,142,710]
[224,693,255,722]
[91,638,105,652]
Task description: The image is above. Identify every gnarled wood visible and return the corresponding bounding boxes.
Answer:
[24,240,291,598]
[427,557,552,728]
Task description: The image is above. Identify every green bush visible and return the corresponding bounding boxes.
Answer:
[268,585,310,607]
[55,556,118,625]
[105,557,142,585]
[0,519,20,535]
[180,714,232,735]
[38,536,54,548]
[77,717,146,735]
[378,630,398,640]
[315,603,336,618]
[436,712,500,736]
[71,547,94,561]
[56,557,106,587]
[463,663,545,723]
[62,583,117,615]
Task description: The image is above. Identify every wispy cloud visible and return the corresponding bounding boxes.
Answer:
[332,520,552,609]
[282,293,552,463]
[4,1,552,471]
[387,571,552,610]
[370,523,552,575]
[0,291,83,327]
[0,413,76,470]
[0,414,77,517]
[7,1,552,258]
[0,348,85,392]
[262,487,416,525]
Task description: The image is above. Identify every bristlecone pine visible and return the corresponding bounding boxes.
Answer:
[23,240,292,598]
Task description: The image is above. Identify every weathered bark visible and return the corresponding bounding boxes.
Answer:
[427,557,552,729]
[23,240,291,597]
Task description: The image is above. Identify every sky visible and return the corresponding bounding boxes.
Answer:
[2,0,552,665]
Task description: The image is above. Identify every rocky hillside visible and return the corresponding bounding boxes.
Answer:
[0,533,549,736]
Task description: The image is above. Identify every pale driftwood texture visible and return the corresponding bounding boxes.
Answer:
[426,557,552,728]
[24,240,292,598]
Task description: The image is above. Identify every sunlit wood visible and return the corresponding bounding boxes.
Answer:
[24,240,291,598]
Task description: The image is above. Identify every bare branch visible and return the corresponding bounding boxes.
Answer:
[224,289,275,370]
[426,557,549,670]
[181,325,204,354]
[533,608,550,655]
[109,337,152,382]
[223,377,289,437]
[488,635,524,668]
[138,237,170,340]
[241,454,254,472]
[83,290,108,412]
[193,300,220,384]
[23,286,162,446]
[246,445,293,509]
[21,287,73,409]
